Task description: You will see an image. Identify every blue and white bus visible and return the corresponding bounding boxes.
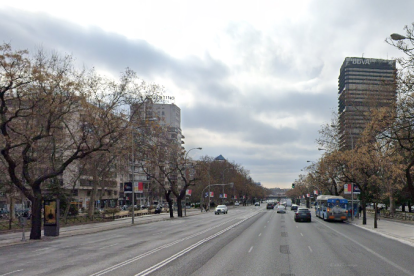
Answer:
[315,195,348,222]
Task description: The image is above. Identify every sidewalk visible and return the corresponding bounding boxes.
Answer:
[349,213,414,247]
[0,209,203,248]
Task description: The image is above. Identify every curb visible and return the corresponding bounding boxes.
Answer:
[0,210,205,248]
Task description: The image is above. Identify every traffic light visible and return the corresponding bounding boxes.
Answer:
[292,183,295,188]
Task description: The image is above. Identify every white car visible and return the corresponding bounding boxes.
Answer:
[215,205,228,215]
[254,202,260,206]
[234,202,240,206]
[276,205,286,213]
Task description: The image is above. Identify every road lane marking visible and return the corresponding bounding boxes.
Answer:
[319,220,414,276]
[259,233,262,237]
[300,233,303,237]
[90,211,260,276]
[308,246,313,253]
[99,243,119,250]
[34,248,50,252]
[248,246,253,253]
[134,214,258,276]
[0,270,23,276]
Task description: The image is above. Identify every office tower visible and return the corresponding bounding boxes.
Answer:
[338,57,396,150]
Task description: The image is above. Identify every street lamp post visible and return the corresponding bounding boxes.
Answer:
[390,33,408,40]
[183,147,202,216]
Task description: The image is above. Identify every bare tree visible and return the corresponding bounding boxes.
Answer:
[0,44,163,239]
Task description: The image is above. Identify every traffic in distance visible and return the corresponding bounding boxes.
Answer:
[257,195,352,223]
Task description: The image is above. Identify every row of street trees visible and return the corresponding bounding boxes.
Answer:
[0,43,268,239]
[0,43,165,239]
[287,24,414,226]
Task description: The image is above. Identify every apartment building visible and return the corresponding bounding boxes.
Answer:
[125,101,184,207]
[338,57,396,150]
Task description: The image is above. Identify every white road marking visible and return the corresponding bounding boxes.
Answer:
[99,243,119,250]
[308,246,313,253]
[0,270,24,276]
[300,233,303,237]
[248,246,253,253]
[134,216,257,276]
[34,247,50,252]
[90,211,260,276]
[319,220,414,276]
[259,233,262,237]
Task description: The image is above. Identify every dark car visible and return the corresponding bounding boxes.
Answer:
[266,203,274,209]
[154,206,162,214]
[291,204,298,211]
[294,208,311,222]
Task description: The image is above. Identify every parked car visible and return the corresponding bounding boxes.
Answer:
[266,203,274,209]
[154,205,162,214]
[291,204,298,211]
[215,205,228,215]
[294,208,311,222]
[254,202,260,206]
[234,202,240,206]
[276,205,286,213]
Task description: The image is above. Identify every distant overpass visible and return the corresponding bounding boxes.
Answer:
[266,193,287,201]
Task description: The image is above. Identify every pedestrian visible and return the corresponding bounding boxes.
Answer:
[358,205,362,218]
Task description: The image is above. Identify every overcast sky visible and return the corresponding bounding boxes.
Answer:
[1,1,413,189]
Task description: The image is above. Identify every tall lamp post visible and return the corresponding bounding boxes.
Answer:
[390,33,408,40]
[183,147,202,216]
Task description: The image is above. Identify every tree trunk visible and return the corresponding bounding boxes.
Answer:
[406,167,414,204]
[361,194,367,225]
[374,203,378,229]
[165,190,174,218]
[389,192,395,215]
[30,187,43,240]
[63,196,72,224]
[88,190,96,220]
[88,169,99,220]
[177,198,182,217]
[8,196,15,230]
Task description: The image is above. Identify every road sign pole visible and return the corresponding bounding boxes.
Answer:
[351,183,354,221]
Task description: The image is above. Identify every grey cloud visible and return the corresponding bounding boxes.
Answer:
[0,8,230,89]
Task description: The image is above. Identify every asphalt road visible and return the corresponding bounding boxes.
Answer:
[1,205,414,276]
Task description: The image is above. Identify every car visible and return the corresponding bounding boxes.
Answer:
[254,202,260,206]
[266,203,274,209]
[291,204,298,211]
[294,208,311,222]
[154,205,162,214]
[276,205,286,213]
[215,205,228,215]
[234,202,240,206]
